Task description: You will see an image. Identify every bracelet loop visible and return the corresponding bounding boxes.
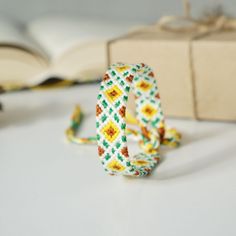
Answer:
[96,63,167,176]
[65,63,181,177]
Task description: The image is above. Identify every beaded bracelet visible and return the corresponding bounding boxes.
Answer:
[66,63,181,177]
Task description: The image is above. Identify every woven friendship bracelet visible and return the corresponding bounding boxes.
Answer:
[96,63,180,176]
[66,63,181,177]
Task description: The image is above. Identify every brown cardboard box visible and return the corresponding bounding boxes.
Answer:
[108,27,236,121]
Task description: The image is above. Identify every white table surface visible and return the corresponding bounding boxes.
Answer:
[0,84,236,236]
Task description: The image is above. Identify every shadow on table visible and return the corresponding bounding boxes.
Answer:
[149,128,236,180]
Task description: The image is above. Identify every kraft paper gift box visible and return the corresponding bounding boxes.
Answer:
[107,26,236,121]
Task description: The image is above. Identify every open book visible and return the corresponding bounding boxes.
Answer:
[0,16,138,90]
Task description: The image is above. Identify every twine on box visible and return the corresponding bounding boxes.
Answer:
[158,0,236,119]
[158,0,236,33]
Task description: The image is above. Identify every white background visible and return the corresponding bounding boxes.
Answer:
[0,84,236,236]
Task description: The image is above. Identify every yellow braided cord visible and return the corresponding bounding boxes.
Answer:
[65,105,97,144]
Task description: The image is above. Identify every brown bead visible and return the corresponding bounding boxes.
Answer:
[121,147,129,157]
[103,73,110,81]
[148,71,154,77]
[158,127,165,141]
[155,93,160,99]
[96,104,103,116]
[119,106,126,118]
[141,63,145,67]
[98,146,105,156]
[125,74,134,83]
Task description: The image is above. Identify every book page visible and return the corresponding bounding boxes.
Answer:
[0,17,48,59]
[27,15,140,60]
